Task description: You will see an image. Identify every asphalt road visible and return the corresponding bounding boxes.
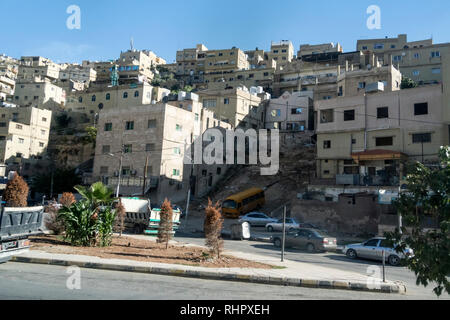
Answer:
[173,229,449,300]
[0,262,437,300]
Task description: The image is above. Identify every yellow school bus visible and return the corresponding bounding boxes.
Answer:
[222,188,265,219]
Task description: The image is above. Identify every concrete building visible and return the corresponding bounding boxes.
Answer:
[13,80,66,109]
[117,50,166,84]
[65,82,156,115]
[91,95,230,203]
[267,41,294,70]
[265,91,314,131]
[197,86,265,129]
[315,84,447,184]
[204,47,250,74]
[202,67,275,92]
[357,34,450,85]
[298,43,343,58]
[17,56,61,81]
[0,105,52,171]
[59,65,97,83]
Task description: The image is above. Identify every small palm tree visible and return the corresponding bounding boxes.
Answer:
[75,182,115,209]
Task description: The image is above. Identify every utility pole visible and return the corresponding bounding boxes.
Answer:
[50,169,54,200]
[281,206,286,262]
[142,155,149,196]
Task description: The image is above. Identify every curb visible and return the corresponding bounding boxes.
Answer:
[10,255,406,294]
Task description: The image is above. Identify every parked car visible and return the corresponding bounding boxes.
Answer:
[270,228,338,253]
[342,237,414,266]
[265,218,301,232]
[238,212,277,227]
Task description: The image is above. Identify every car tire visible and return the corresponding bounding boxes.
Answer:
[267,226,274,232]
[306,243,315,253]
[388,255,400,266]
[346,249,357,259]
[274,238,282,248]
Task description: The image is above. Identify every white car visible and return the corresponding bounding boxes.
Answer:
[238,212,277,227]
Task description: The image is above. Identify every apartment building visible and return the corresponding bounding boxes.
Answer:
[13,80,66,109]
[203,67,275,92]
[315,85,447,185]
[0,59,18,100]
[0,105,52,170]
[17,56,61,81]
[59,65,97,83]
[298,43,343,58]
[197,86,265,129]
[267,41,294,70]
[117,50,166,84]
[265,91,314,131]
[357,34,450,85]
[65,82,155,115]
[91,95,230,203]
[204,47,250,74]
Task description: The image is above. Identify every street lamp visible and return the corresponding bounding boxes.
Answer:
[108,152,123,198]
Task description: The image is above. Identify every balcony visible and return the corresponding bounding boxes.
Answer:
[105,176,159,189]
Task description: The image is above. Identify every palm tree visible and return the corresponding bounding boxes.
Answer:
[74,182,115,209]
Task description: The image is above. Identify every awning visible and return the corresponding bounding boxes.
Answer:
[351,149,408,162]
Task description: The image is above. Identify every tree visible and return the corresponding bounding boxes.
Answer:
[204,199,224,259]
[401,76,418,89]
[115,199,126,237]
[386,146,450,296]
[157,198,173,249]
[31,168,82,198]
[3,174,29,207]
[74,182,115,209]
[83,126,97,147]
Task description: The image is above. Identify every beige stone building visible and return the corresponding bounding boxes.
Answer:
[59,65,97,83]
[0,105,52,170]
[357,34,450,85]
[265,91,314,131]
[91,95,230,203]
[267,41,294,70]
[13,80,66,109]
[298,43,343,58]
[117,50,166,83]
[315,84,447,184]
[197,87,265,129]
[17,56,61,81]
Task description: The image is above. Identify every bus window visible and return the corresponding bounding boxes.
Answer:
[222,200,237,209]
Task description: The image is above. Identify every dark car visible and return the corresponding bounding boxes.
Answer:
[271,228,337,253]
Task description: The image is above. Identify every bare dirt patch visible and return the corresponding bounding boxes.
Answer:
[29,235,273,269]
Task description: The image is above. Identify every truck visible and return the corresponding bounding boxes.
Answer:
[117,198,181,235]
[0,206,44,263]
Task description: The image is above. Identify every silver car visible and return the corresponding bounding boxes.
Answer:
[343,237,414,266]
[265,218,301,232]
[238,212,277,227]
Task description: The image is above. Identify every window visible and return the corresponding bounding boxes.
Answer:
[122,167,131,176]
[323,140,331,149]
[432,68,441,74]
[41,129,46,135]
[176,124,182,131]
[320,109,334,123]
[134,91,139,97]
[374,43,385,49]
[100,166,108,175]
[376,137,393,146]
[123,92,128,99]
[344,110,355,121]
[125,121,134,130]
[364,239,380,247]
[224,98,230,104]
[412,133,432,143]
[195,113,199,121]
[358,82,366,89]
[79,97,83,103]
[431,51,440,58]
[124,145,132,153]
[173,169,180,176]
[203,99,217,108]
[173,147,181,155]
[217,167,222,175]
[414,53,420,59]
[104,123,112,131]
[414,103,428,116]
[18,138,24,144]
[102,145,111,154]
[42,117,47,122]
[412,70,420,76]
[393,55,402,62]
[377,107,389,119]
[146,143,155,152]
[291,108,302,115]
[0,122,6,127]
[106,93,111,100]
[271,109,281,117]
[362,46,368,50]
[91,95,96,102]
[391,45,396,49]
[148,119,156,128]
[16,124,23,130]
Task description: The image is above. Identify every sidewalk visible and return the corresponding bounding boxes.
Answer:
[11,235,406,295]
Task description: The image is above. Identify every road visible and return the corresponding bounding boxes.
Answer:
[0,262,437,300]
[173,229,449,300]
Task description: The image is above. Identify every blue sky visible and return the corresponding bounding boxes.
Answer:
[2,0,450,63]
